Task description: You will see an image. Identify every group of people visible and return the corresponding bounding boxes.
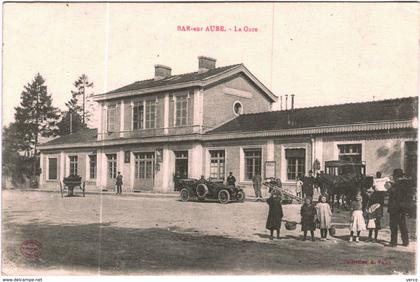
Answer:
[265,169,412,247]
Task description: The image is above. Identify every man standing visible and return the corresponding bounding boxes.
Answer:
[227,172,236,187]
[387,169,410,247]
[252,173,263,201]
[116,171,123,195]
[303,170,315,200]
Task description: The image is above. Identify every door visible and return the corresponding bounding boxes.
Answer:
[134,152,155,191]
[106,154,117,190]
[175,151,188,180]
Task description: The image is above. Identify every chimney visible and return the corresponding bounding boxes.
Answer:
[285,94,288,110]
[154,64,172,80]
[198,56,216,73]
[291,94,295,110]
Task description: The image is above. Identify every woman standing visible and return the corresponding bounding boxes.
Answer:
[266,189,284,240]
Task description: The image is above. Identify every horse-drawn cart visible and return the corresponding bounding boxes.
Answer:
[61,175,85,197]
[317,160,373,210]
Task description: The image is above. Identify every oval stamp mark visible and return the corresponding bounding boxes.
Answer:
[20,240,42,259]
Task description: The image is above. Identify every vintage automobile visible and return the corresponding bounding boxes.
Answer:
[178,178,246,204]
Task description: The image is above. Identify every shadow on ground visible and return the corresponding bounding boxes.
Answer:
[2,218,416,275]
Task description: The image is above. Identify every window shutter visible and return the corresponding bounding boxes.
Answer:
[124,102,132,131]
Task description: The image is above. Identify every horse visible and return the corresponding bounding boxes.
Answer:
[315,172,364,211]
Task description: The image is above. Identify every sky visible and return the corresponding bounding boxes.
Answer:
[3,2,419,126]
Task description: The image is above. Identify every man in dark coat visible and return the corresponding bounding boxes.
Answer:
[387,169,411,247]
[116,171,123,195]
[302,170,315,200]
[227,172,236,187]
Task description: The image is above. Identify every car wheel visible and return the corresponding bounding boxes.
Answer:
[180,188,190,202]
[218,189,230,204]
[236,190,245,202]
[196,183,208,200]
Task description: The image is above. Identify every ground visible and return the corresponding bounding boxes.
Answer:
[1,190,417,275]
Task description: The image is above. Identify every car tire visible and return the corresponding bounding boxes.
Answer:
[236,190,245,202]
[180,188,190,202]
[218,189,230,204]
[196,183,208,200]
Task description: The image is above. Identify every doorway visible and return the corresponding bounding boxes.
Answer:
[174,151,188,183]
[133,152,155,191]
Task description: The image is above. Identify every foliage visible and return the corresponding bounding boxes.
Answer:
[13,73,60,178]
[2,124,35,185]
[65,74,94,125]
[56,110,87,136]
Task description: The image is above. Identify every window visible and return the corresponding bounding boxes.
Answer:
[133,103,144,130]
[69,156,78,176]
[145,100,156,129]
[107,105,117,132]
[244,149,261,180]
[233,101,243,116]
[286,149,305,180]
[48,158,57,180]
[107,154,117,179]
[338,144,362,162]
[175,95,188,126]
[134,152,154,179]
[210,150,225,180]
[89,155,97,179]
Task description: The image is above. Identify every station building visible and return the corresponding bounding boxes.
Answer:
[38,56,418,195]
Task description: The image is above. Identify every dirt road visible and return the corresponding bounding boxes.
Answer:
[2,190,416,275]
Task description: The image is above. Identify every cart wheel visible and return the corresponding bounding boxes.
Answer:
[218,189,230,204]
[180,188,190,202]
[236,190,245,202]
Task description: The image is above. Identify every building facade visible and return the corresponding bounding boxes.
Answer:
[38,56,418,195]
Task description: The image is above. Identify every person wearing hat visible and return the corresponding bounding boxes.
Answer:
[349,191,366,242]
[266,188,283,240]
[226,172,236,188]
[116,171,123,195]
[387,169,410,247]
[302,170,315,200]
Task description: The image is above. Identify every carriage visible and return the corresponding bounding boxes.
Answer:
[178,178,246,204]
[318,160,374,210]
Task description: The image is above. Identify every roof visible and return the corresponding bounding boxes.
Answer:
[108,64,241,94]
[41,128,97,147]
[92,64,277,102]
[208,96,418,134]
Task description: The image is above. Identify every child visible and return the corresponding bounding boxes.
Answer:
[266,189,284,240]
[296,177,303,198]
[315,195,332,241]
[366,191,383,242]
[349,192,366,242]
[301,197,317,241]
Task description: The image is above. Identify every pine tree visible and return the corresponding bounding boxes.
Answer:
[66,74,94,125]
[14,73,60,179]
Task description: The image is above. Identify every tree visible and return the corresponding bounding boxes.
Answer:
[14,73,60,179]
[66,74,94,125]
[2,123,34,186]
[56,110,86,136]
